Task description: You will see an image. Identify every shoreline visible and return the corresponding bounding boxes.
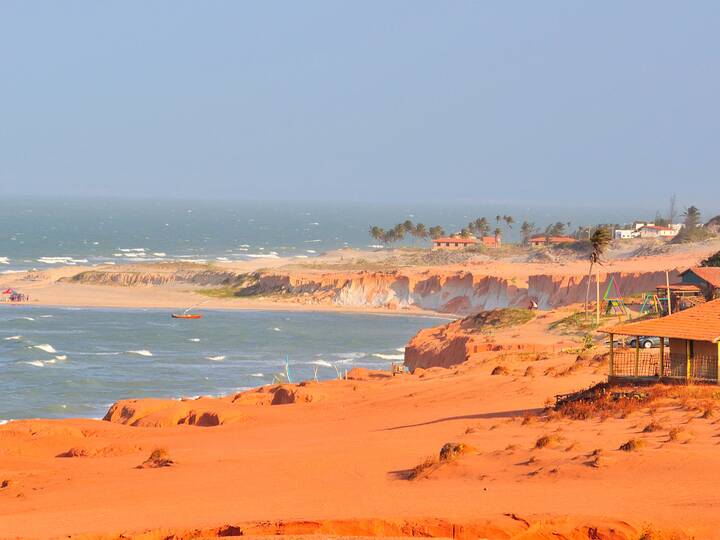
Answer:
[0,297,454,320]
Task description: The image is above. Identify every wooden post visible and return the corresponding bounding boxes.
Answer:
[659,337,664,379]
[666,270,672,316]
[596,267,601,326]
[634,337,640,377]
[609,333,614,378]
[717,341,720,385]
[686,339,692,382]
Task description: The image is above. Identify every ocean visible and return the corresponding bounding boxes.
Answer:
[0,198,657,272]
[0,306,446,421]
[0,198,676,421]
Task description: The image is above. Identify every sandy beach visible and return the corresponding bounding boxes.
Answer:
[2,310,719,539]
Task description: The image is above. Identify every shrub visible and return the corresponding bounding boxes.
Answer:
[618,439,644,452]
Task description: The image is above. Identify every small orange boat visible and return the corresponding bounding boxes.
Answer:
[171,313,203,319]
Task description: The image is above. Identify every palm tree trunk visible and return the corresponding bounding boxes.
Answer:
[584,261,595,319]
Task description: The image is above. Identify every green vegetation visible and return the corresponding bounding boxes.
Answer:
[701,250,720,267]
[549,311,615,335]
[462,308,535,333]
[584,226,612,317]
[673,205,715,243]
[368,220,445,245]
[196,286,239,298]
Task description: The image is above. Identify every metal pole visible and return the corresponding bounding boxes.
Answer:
[609,333,614,378]
[635,337,640,377]
[659,338,664,379]
[596,267,601,325]
[666,270,672,316]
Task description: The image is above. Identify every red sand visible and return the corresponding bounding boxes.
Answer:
[2,337,718,539]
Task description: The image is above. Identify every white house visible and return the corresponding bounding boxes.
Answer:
[614,222,684,240]
[614,229,636,239]
[637,225,679,238]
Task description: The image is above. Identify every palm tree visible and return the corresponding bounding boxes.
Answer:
[414,223,428,242]
[475,217,489,238]
[402,220,414,234]
[493,227,502,246]
[584,227,612,319]
[503,215,515,231]
[520,221,535,246]
[369,226,385,244]
[428,226,445,240]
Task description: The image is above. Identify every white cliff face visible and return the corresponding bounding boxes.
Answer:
[63,267,682,314]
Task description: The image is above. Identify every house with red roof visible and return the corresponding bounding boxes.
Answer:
[679,267,720,299]
[528,235,577,247]
[602,299,720,383]
[431,235,500,251]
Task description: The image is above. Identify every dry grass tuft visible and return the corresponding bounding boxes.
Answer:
[491,365,510,376]
[618,439,645,452]
[523,366,536,377]
[405,442,475,480]
[642,421,664,433]
[667,427,686,442]
[534,434,562,449]
[554,383,720,422]
[137,447,174,469]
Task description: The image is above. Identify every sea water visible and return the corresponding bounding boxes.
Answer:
[0,198,651,272]
[0,306,446,421]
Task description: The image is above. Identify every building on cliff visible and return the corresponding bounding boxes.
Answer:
[431,235,500,250]
[528,235,577,247]
[678,267,720,299]
[602,299,720,383]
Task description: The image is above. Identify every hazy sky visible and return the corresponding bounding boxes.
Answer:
[1,2,718,207]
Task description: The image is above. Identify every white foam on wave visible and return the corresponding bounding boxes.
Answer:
[395,347,406,352]
[206,355,226,361]
[119,248,146,252]
[37,256,88,264]
[271,327,281,332]
[0,257,9,265]
[308,360,333,367]
[18,317,35,321]
[22,360,46,367]
[4,335,22,341]
[372,353,405,361]
[306,250,316,254]
[94,351,121,356]
[127,349,153,357]
[332,352,366,360]
[250,373,264,377]
[1,270,23,274]
[39,315,53,318]
[0,419,10,425]
[189,338,200,342]
[246,253,280,259]
[153,252,166,257]
[55,355,67,361]
[304,239,322,243]
[33,344,57,354]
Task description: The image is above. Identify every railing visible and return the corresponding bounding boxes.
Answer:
[612,349,718,382]
[612,349,661,378]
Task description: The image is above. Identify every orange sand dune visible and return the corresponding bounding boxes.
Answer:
[1,343,716,539]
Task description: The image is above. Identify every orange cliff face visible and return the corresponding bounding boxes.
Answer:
[404,310,577,372]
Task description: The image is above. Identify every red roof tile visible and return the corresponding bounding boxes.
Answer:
[602,299,720,343]
[681,267,720,289]
[432,237,478,244]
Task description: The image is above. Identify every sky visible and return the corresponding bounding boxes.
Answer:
[0,2,718,209]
